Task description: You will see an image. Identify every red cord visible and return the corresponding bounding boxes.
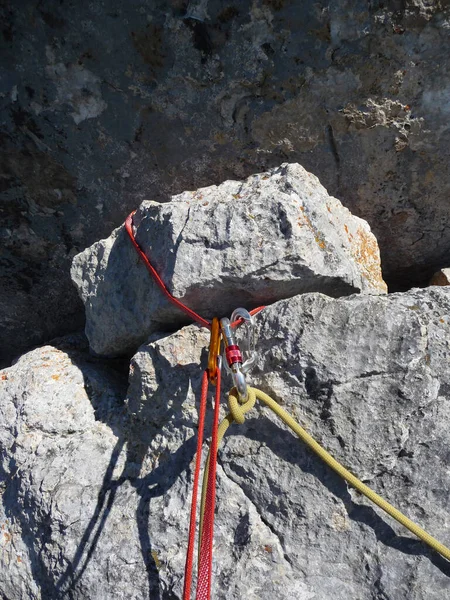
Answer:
[125,212,211,329]
[232,305,265,328]
[196,366,222,600]
[183,368,221,600]
[125,211,265,330]
[183,371,209,600]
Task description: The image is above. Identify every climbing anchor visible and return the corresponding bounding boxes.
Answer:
[124,210,450,599]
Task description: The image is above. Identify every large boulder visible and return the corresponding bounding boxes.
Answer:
[127,286,450,599]
[2,287,450,599]
[71,163,386,357]
[0,336,134,600]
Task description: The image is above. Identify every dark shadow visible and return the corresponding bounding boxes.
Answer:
[55,437,127,595]
[54,430,198,600]
[226,415,450,578]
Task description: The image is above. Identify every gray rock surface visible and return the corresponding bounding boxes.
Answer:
[71,163,386,357]
[0,336,139,600]
[2,0,450,365]
[2,287,450,598]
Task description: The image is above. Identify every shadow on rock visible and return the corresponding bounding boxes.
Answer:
[52,339,202,599]
[230,415,450,579]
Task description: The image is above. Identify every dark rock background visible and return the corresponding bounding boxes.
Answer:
[1,0,450,367]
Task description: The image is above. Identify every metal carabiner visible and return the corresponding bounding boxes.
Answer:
[220,308,258,401]
[221,315,248,401]
[207,317,221,385]
[230,308,257,374]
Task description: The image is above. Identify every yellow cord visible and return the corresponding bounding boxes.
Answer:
[199,386,450,562]
[198,389,256,553]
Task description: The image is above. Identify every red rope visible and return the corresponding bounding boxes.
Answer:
[196,366,222,600]
[182,367,222,600]
[183,371,209,600]
[231,305,265,328]
[125,212,211,329]
[125,211,265,330]
[125,209,266,599]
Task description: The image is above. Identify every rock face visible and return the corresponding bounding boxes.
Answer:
[2,287,450,599]
[2,1,450,366]
[71,163,386,357]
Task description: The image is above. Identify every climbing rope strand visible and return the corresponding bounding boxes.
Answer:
[125,211,265,330]
[183,371,209,600]
[125,212,211,329]
[195,366,222,600]
[254,387,450,562]
[199,386,450,563]
[198,388,257,553]
[198,415,234,556]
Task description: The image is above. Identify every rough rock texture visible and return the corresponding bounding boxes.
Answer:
[0,336,136,600]
[2,287,450,599]
[71,163,386,357]
[430,268,450,286]
[2,1,450,365]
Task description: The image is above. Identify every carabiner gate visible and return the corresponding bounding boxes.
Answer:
[230,308,257,374]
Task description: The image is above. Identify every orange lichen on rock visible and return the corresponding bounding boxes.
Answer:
[297,205,310,228]
[2,531,11,544]
[315,234,326,249]
[350,226,387,293]
[151,550,161,570]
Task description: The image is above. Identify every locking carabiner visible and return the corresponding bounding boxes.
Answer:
[207,317,221,385]
[230,308,257,374]
[220,307,258,401]
[220,316,247,400]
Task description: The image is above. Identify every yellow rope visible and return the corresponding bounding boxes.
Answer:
[199,386,450,562]
[198,388,256,550]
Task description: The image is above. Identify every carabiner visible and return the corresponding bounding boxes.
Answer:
[220,315,248,401]
[207,317,221,385]
[230,308,257,374]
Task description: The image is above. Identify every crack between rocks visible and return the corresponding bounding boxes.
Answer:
[217,461,294,568]
[173,205,191,255]
[371,556,390,600]
[335,368,405,386]
[327,124,341,195]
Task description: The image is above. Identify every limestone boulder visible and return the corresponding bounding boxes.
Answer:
[126,286,450,599]
[0,337,136,600]
[71,163,386,357]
